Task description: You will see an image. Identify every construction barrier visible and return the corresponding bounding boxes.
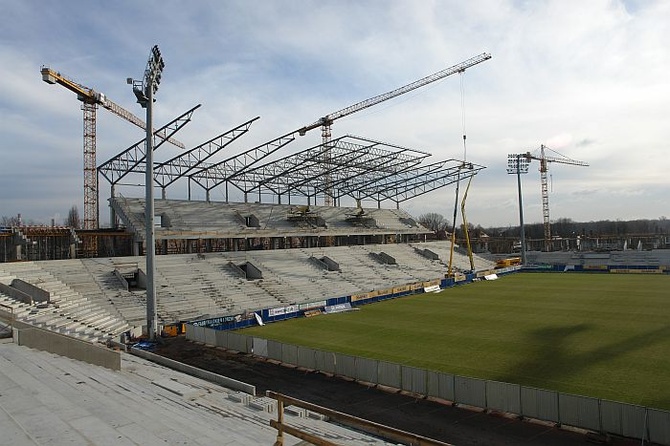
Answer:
[187,326,670,446]
[188,267,512,331]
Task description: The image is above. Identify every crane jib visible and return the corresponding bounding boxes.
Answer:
[297,52,491,136]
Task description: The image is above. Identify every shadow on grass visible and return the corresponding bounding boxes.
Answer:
[497,323,670,392]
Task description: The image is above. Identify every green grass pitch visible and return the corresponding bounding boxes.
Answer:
[242,272,670,410]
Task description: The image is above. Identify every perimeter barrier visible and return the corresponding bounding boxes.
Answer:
[189,268,522,331]
[187,325,670,445]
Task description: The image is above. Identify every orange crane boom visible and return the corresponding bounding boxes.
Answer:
[524,145,588,251]
[40,67,185,231]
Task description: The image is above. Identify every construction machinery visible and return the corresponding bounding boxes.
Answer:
[40,67,186,231]
[459,174,476,271]
[524,145,588,251]
[297,52,492,206]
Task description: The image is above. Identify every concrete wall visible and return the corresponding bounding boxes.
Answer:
[130,342,256,396]
[0,283,33,305]
[13,323,121,371]
[11,279,50,303]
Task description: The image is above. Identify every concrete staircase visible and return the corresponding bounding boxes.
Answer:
[0,262,130,343]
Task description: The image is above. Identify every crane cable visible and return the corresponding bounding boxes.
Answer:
[461,70,467,161]
[448,72,468,276]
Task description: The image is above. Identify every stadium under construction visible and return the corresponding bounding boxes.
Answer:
[3,50,670,446]
[2,44,669,338]
[1,50,498,345]
[0,115,493,337]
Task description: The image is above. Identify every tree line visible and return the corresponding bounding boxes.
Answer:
[1,206,81,228]
[418,213,670,240]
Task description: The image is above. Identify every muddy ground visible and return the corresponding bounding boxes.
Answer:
[152,336,638,446]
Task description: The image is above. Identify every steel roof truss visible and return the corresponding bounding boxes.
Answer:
[97,104,200,185]
[154,116,259,188]
[189,131,297,192]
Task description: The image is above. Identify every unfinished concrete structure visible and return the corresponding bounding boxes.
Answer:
[0,239,493,343]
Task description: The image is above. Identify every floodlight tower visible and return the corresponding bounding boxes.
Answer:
[507,154,530,264]
[128,45,165,341]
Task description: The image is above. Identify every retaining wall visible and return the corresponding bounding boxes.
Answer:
[13,322,121,370]
[129,347,256,395]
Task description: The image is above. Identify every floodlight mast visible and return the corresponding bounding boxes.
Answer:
[507,154,529,264]
[130,45,165,341]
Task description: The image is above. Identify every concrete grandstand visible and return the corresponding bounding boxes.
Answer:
[0,197,500,445]
[4,202,670,445]
[4,197,669,344]
[0,238,492,343]
[0,338,398,446]
[110,196,435,253]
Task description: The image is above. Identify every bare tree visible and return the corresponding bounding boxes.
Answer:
[0,215,21,227]
[65,206,81,229]
[418,213,451,233]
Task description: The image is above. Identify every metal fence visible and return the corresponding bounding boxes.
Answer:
[187,325,670,445]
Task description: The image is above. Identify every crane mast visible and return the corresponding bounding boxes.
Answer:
[524,144,588,251]
[297,52,492,206]
[40,67,185,231]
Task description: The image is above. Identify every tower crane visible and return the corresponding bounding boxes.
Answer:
[523,145,588,251]
[40,67,186,230]
[297,52,492,206]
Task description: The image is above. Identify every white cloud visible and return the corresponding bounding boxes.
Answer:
[0,0,668,228]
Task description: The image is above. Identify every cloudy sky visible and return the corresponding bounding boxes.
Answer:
[0,0,668,228]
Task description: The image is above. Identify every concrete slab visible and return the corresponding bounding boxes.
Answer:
[152,378,205,399]
[0,341,394,446]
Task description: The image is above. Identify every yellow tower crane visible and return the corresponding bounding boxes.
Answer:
[524,145,588,251]
[40,67,185,231]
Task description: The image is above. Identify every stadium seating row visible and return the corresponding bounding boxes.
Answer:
[0,241,492,342]
[111,197,432,239]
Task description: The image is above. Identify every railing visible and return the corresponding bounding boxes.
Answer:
[268,391,452,446]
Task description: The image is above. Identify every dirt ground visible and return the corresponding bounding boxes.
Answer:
[152,336,641,446]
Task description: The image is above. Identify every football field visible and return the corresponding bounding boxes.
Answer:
[243,272,670,410]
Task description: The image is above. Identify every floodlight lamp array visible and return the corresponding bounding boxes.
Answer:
[506,153,529,174]
[130,45,165,107]
[147,45,165,92]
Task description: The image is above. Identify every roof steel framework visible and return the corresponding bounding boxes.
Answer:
[188,131,298,201]
[153,116,259,194]
[367,162,485,205]
[339,159,451,202]
[99,120,486,208]
[213,135,485,207]
[97,104,201,187]
[230,136,434,205]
